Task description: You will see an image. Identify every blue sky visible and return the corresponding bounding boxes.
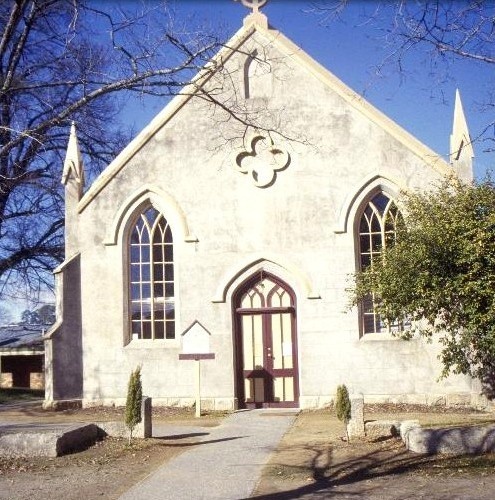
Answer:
[126,0,494,179]
[7,0,494,320]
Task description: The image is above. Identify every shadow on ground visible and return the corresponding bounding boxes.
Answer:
[155,436,246,448]
[158,432,209,440]
[252,439,495,499]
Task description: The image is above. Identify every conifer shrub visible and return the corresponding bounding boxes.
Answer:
[335,384,351,442]
[125,366,142,444]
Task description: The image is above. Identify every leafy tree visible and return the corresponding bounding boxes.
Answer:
[335,384,351,442]
[311,1,495,152]
[125,366,142,444]
[351,178,495,394]
[21,309,38,325]
[20,304,55,324]
[35,304,55,324]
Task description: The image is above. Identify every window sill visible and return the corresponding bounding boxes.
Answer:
[360,332,413,341]
[124,339,180,348]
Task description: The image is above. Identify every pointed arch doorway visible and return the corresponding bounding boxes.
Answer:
[233,272,299,408]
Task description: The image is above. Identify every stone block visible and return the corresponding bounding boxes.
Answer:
[347,394,365,439]
[0,373,12,388]
[299,396,319,409]
[400,419,421,442]
[96,421,127,439]
[470,392,491,410]
[141,396,152,438]
[447,393,472,407]
[98,396,152,439]
[81,399,104,408]
[43,399,82,411]
[426,395,446,407]
[0,423,98,457]
[30,372,45,390]
[365,420,401,439]
[318,396,334,408]
[200,398,215,411]
[404,425,495,455]
[214,398,236,411]
[162,398,194,408]
[363,394,389,405]
[404,393,427,405]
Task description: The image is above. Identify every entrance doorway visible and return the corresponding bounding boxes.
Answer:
[233,272,299,408]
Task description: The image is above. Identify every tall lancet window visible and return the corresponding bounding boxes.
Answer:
[358,192,403,334]
[244,50,272,99]
[129,207,175,340]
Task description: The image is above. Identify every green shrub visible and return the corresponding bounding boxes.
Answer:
[125,366,142,444]
[335,384,351,441]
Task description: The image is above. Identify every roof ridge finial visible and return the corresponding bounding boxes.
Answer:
[235,0,269,28]
[450,89,474,182]
[62,121,85,189]
[236,0,268,14]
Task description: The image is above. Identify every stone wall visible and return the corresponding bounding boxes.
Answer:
[0,373,12,388]
[96,397,152,439]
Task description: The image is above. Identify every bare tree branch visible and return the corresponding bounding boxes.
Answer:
[309,0,495,153]
[0,0,226,300]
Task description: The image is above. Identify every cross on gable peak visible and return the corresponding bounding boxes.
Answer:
[235,0,269,14]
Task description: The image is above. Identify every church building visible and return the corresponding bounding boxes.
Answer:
[44,5,478,409]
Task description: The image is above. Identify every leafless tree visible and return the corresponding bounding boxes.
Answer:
[0,0,280,302]
[309,0,495,151]
[0,304,11,324]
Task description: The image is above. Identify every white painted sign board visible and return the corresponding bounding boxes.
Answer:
[180,320,214,418]
[182,321,211,355]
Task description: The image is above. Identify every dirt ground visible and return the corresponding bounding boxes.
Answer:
[1,403,495,499]
[0,403,224,500]
[253,405,495,499]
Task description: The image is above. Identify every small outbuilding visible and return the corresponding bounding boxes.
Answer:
[0,325,46,390]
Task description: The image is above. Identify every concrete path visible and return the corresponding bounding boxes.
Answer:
[119,409,298,500]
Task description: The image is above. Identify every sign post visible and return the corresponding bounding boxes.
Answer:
[179,321,215,418]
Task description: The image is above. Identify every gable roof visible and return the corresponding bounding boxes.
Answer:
[0,324,47,352]
[78,14,454,213]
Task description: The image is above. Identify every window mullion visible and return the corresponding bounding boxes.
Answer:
[359,193,402,335]
[129,207,175,342]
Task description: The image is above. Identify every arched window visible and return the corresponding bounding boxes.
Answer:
[358,192,403,334]
[244,50,272,99]
[129,207,175,340]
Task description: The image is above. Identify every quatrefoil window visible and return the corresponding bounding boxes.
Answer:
[235,136,291,188]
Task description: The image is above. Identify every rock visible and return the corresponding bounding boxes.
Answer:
[348,394,365,439]
[365,420,401,439]
[404,424,495,454]
[0,423,98,458]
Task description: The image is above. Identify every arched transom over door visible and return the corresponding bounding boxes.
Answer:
[233,273,299,409]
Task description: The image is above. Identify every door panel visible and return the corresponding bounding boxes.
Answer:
[234,274,299,408]
[271,312,293,370]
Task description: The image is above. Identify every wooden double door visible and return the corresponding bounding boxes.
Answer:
[234,273,299,408]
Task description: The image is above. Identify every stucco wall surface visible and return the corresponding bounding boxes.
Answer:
[52,26,474,408]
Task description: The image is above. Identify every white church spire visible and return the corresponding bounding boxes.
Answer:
[62,121,85,190]
[62,121,84,255]
[450,89,474,182]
